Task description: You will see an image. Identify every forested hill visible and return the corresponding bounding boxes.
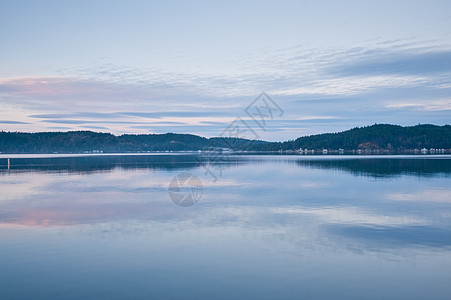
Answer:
[0,131,267,153]
[0,124,450,153]
[252,124,451,151]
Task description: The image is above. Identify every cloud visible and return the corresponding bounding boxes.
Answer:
[198,121,229,125]
[78,126,109,130]
[386,99,451,111]
[29,112,124,119]
[42,120,153,125]
[0,120,29,124]
[1,41,451,138]
[129,122,187,129]
[118,111,231,118]
[273,75,431,96]
[329,50,451,76]
[41,120,87,124]
[46,127,73,130]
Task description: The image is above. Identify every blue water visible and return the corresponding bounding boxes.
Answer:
[0,155,450,299]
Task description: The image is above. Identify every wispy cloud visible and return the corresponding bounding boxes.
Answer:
[386,99,451,111]
[1,41,450,138]
[42,120,158,125]
[329,50,451,76]
[78,126,109,130]
[0,120,30,124]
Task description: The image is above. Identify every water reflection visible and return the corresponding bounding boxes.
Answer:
[1,155,449,245]
[2,154,451,177]
[329,225,451,248]
[295,156,451,177]
[0,154,205,174]
[0,155,450,299]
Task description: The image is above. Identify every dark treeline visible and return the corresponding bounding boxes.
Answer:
[0,131,267,153]
[0,124,450,153]
[252,124,451,151]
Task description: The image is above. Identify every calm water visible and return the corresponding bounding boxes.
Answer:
[1,154,451,299]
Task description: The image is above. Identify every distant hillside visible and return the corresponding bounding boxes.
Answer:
[1,124,450,154]
[0,131,267,154]
[251,124,451,151]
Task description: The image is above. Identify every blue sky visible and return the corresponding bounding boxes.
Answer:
[1,0,451,140]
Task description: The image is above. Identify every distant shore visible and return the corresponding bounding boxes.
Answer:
[1,123,450,154]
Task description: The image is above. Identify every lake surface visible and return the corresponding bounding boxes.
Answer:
[1,154,451,299]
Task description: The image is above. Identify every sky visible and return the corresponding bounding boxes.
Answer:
[1,0,451,141]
